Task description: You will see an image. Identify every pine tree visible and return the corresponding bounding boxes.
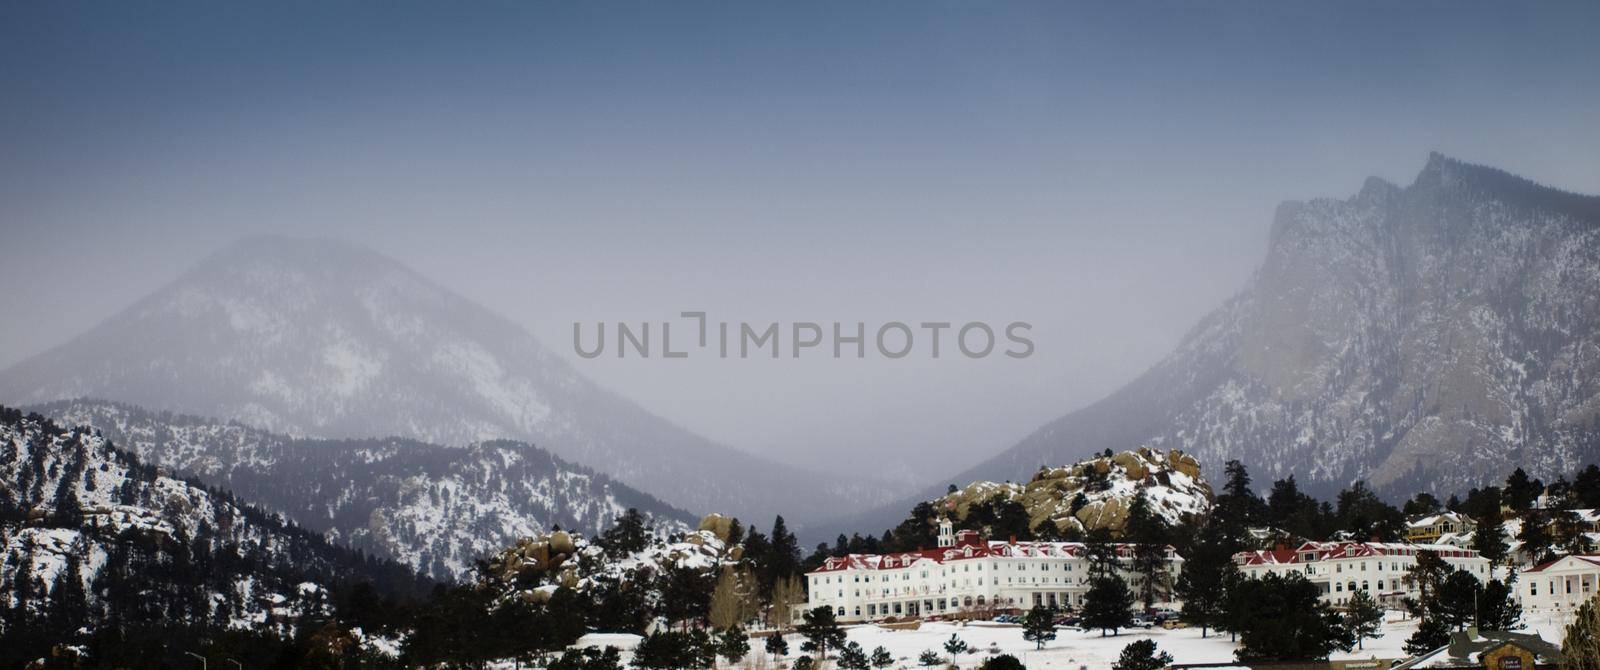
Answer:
[1083,574,1136,636]
[1471,495,1510,570]
[1112,639,1174,670]
[1520,507,1556,565]
[1479,579,1523,631]
[980,655,1026,670]
[1125,490,1170,607]
[717,625,750,667]
[1232,572,1354,661]
[1406,616,1451,655]
[869,645,894,668]
[1506,468,1543,512]
[764,631,790,660]
[1023,604,1057,649]
[943,633,969,663]
[917,650,943,666]
[1563,596,1600,670]
[598,508,651,557]
[1343,589,1385,650]
[1083,527,1120,579]
[837,641,870,670]
[1436,570,1482,631]
[1175,517,1240,638]
[798,606,846,659]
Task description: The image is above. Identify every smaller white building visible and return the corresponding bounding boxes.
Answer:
[1235,541,1491,607]
[1518,555,1600,615]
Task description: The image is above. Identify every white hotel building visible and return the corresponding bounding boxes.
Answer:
[1234,541,1491,607]
[804,519,1183,623]
[1518,555,1600,616]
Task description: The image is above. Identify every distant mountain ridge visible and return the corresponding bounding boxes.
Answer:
[31,398,698,581]
[834,153,1600,534]
[0,236,892,526]
[0,407,430,645]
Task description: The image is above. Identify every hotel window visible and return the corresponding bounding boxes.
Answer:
[1531,582,1538,596]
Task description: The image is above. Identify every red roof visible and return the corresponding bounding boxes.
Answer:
[1525,555,1600,573]
[1235,540,1483,566]
[807,537,1173,574]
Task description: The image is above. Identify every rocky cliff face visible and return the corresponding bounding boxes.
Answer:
[982,154,1600,501]
[934,448,1212,537]
[834,154,1600,534]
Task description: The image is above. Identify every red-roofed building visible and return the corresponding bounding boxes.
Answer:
[1234,541,1490,607]
[805,518,1184,623]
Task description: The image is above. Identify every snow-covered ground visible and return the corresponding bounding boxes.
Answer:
[750,613,1573,668]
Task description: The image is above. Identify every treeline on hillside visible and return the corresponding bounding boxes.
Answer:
[0,407,433,669]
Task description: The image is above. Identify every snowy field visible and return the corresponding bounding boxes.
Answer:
[744,612,1574,668]
[566,611,1575,668]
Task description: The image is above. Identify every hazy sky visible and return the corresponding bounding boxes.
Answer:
[3,2,1598,484]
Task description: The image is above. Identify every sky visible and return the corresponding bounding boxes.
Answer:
[2,2,1598,484]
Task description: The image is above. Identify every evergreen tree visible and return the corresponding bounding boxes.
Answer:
[1083,574,1136,636]
[1083,528,1120,579]
[1232,572,1354,661]
[764,632,790,660]
[1436,570,1482,631]
[1343,589,1385,650]
[1335,481,1405,541]
[917,650,943,666]
[943,633,969,663]
[797,606,846,659]
[980,655,1026,670]
[1575,465,1600,509]
[1112,639,1174,670]
[1405,616,1451,655]
[1403,492,1443,517]
[1479,579,1523,631]
[1557,509,1598,554]
[869,645,894,669]
[837,641,869,670]
[1520,507,1557,564]
[1125,490,1170,607]
[764,516,802,597]
[1175,517,1241,637]
[1506,468,1543,512]
[717,625,750,666]
[598,508,652,557]
[1562,596,1600,670]
[1023,604,1057,649]
[1471,490,1510,570]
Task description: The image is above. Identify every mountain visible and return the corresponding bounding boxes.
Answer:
[29,399,697,581]
[838,153,1600,534]
[0,236,890,526]
[0,406,431,662]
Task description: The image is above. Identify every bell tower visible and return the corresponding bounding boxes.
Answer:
[937,516,955,548]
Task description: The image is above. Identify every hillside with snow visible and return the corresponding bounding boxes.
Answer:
[0,407,429,649]
[31,399,697,581]
[0,236,893,527]
[931,448,1212,537]
[832,154,1600,534]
